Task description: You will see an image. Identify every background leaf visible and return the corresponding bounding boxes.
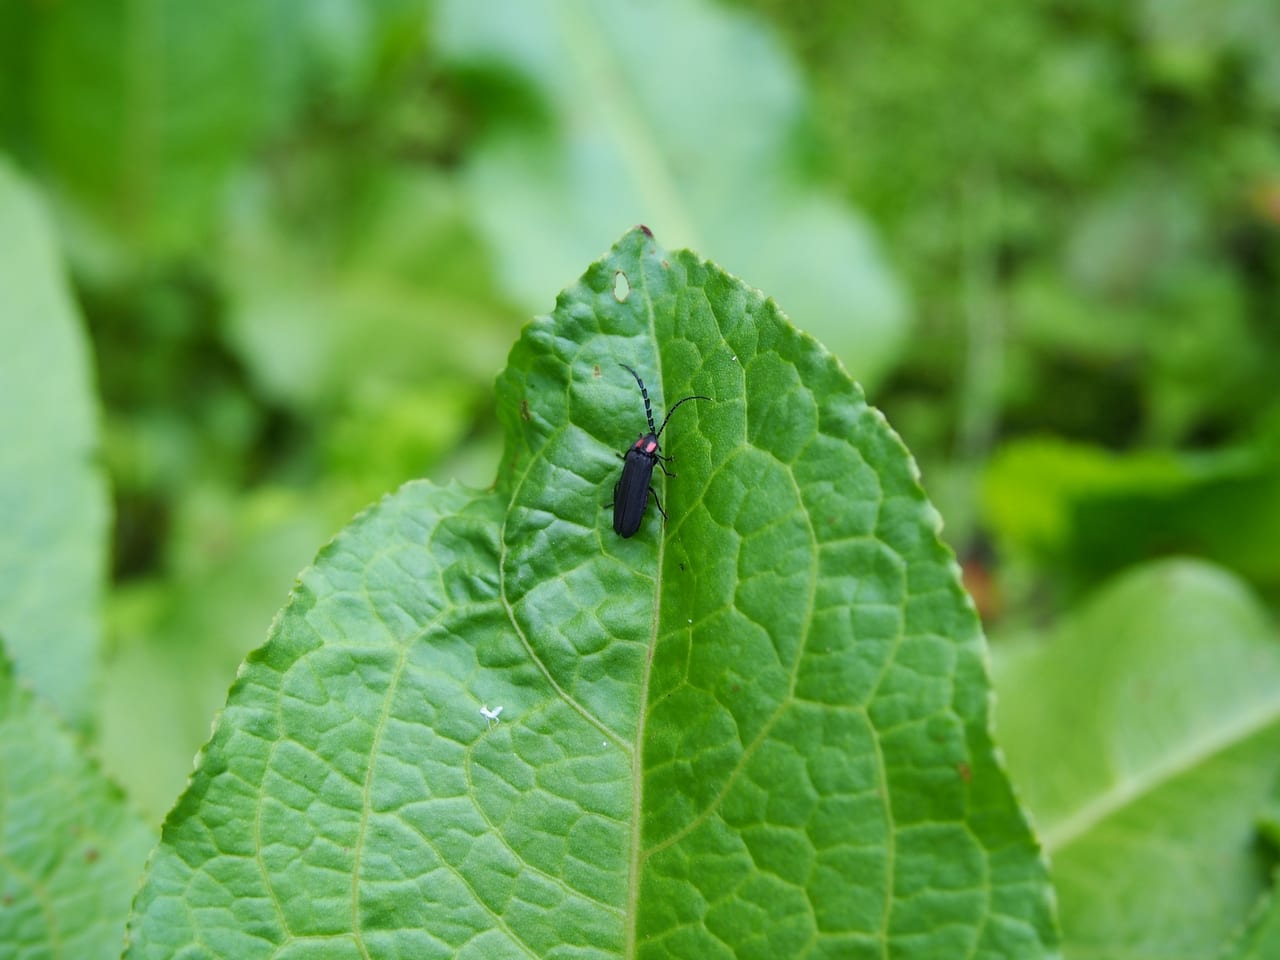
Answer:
[0,644,156,960]
[982,436,1280,600]
[1222,789,1280,959]
[1,0,272,263]
[222,169,513,419]
[96,485,350,822]
[435,0,908,389]
[126,229,1053,956]
[1223,889,1280,960]
[0,160,107,730]
[993,559,1280,958]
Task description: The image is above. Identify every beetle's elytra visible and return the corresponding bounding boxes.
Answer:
[612,364,709,538]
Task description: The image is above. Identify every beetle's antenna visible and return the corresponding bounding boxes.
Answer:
[619,363,657,434]
[655,393,711,439]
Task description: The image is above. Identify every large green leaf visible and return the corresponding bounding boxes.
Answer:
[993,559,1280,958]
[126,228,1053,957]
[0,159,106,729]
[0,643,156,960]
[435,0,907,389]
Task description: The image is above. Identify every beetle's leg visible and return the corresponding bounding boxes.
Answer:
[649,487,669,521]
[655,457,677,479]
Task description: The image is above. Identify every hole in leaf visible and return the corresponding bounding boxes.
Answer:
[613,270,631,302]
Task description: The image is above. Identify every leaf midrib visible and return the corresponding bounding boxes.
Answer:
[622,237,666,960]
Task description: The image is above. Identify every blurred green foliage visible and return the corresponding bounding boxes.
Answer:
[741,0,1280,459]
[1,0,1279,950]
[736,0,1280,607]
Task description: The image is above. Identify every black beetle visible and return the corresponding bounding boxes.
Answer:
[612,364,709,538]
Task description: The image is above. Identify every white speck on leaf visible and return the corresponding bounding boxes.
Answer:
[480,704,504,728]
